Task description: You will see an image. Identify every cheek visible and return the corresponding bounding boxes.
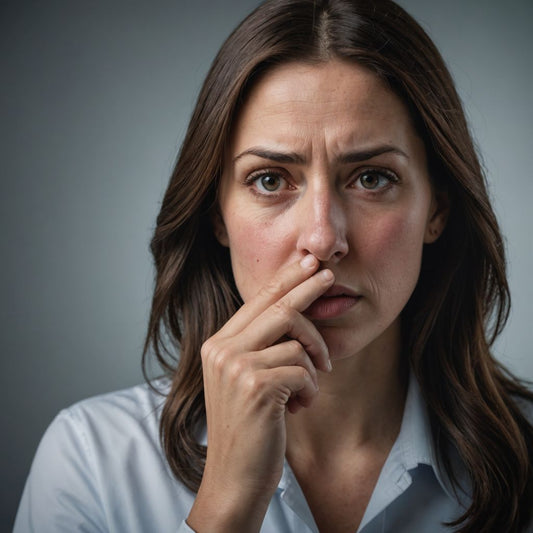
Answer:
[358,209,428,286]
[378,211,426,252]
[224,214,292,301]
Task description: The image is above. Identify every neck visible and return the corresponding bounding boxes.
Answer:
[285,321,408,462]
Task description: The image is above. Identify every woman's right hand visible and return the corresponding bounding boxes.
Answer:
[186,254,334,532]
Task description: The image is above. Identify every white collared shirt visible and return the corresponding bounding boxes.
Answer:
[13,375,530,532]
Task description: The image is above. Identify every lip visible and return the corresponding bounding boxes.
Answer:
[304,284,361,320]
[321,284,359,298]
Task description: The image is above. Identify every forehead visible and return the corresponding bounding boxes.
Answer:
[228,59,417,156]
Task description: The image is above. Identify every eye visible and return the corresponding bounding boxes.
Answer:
[356,169,397,190]
[257,174,283,192]
[246,170,290,195]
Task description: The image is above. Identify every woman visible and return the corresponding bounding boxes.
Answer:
[15,0,533,532]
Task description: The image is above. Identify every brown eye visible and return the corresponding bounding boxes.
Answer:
[360,172,380,189]
[358,171,393,190]
[246,169,289,196]
[257,174,283,192]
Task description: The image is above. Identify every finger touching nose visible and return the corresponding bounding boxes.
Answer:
[296,189,349,262]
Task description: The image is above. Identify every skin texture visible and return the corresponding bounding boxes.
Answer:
[188,59,448,532]
[217,59,444,363]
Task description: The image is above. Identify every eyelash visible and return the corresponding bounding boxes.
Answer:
[244,169,290,196]
[352,168,399,192]
[243,167,399,197]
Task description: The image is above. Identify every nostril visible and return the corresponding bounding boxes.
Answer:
[297,214,348,262]
[300,240,348,263]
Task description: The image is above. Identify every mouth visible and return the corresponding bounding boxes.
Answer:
[304,284,361,320]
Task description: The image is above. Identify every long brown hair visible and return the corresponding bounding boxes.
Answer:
[143,0,533,530]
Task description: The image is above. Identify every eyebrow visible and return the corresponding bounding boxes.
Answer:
[232,148,305,164]
[337,146,409,164]
[232,145,408,165]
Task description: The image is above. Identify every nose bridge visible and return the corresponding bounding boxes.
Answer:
[297,178,348,261]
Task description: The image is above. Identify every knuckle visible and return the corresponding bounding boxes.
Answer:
[271,299,295,320]
[242,372,263,394]
[201,340,232,370]
[287,339,303,357]
[297,366,309,382]
[212,347,232,373]
[201,336,255,384]
[200,338,214,361]
[227,357,249,382]
[260,279,285,300]
[298,367,317,393]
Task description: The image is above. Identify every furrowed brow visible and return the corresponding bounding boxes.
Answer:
[337,146,409,164]
[232,145,408,165]
[232,148,305,165]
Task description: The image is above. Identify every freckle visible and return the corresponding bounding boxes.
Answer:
[256,258,260,263]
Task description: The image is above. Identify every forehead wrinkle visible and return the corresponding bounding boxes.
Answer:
[230,60,421,170]
[240,97,406,150]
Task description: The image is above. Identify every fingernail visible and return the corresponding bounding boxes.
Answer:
[320,269,334,281]
[300,255,316,269]
[327,360,333,372]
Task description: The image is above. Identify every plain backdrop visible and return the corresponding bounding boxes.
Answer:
[1,0,531,529]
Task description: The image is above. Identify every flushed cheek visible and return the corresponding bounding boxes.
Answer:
[358,211,427,292]
[372,211,426,256]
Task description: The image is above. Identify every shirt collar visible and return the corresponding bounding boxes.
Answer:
[277,371,464,532]
[396,371,436,470]
[279,460,319,532]
[357,372,471,530]
[382,371,472,502]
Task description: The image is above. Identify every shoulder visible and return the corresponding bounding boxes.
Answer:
[60,379,169,436]
[14,379,196,532]
[31,379,170,469]
[42,379,172,477]
[42,380,167,453]
[68,378,169,416]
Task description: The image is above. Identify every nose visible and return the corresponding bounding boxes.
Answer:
[296,183,349,263]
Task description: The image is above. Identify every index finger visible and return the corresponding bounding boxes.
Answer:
[220,254,320,337]
[243,269,335,372]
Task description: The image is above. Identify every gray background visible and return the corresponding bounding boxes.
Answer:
[1,0,531,529]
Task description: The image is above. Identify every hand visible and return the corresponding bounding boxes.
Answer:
[186,254,334,532]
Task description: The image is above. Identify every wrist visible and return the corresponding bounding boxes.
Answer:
[187,480,271,533]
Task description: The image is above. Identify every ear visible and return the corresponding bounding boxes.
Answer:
[424,189,449,244]
[211,207,229,247]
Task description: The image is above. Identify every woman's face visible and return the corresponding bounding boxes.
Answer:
[216,59,446,361]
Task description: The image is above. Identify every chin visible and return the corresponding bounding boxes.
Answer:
[317,327,362,361]
[318,319,402,363]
